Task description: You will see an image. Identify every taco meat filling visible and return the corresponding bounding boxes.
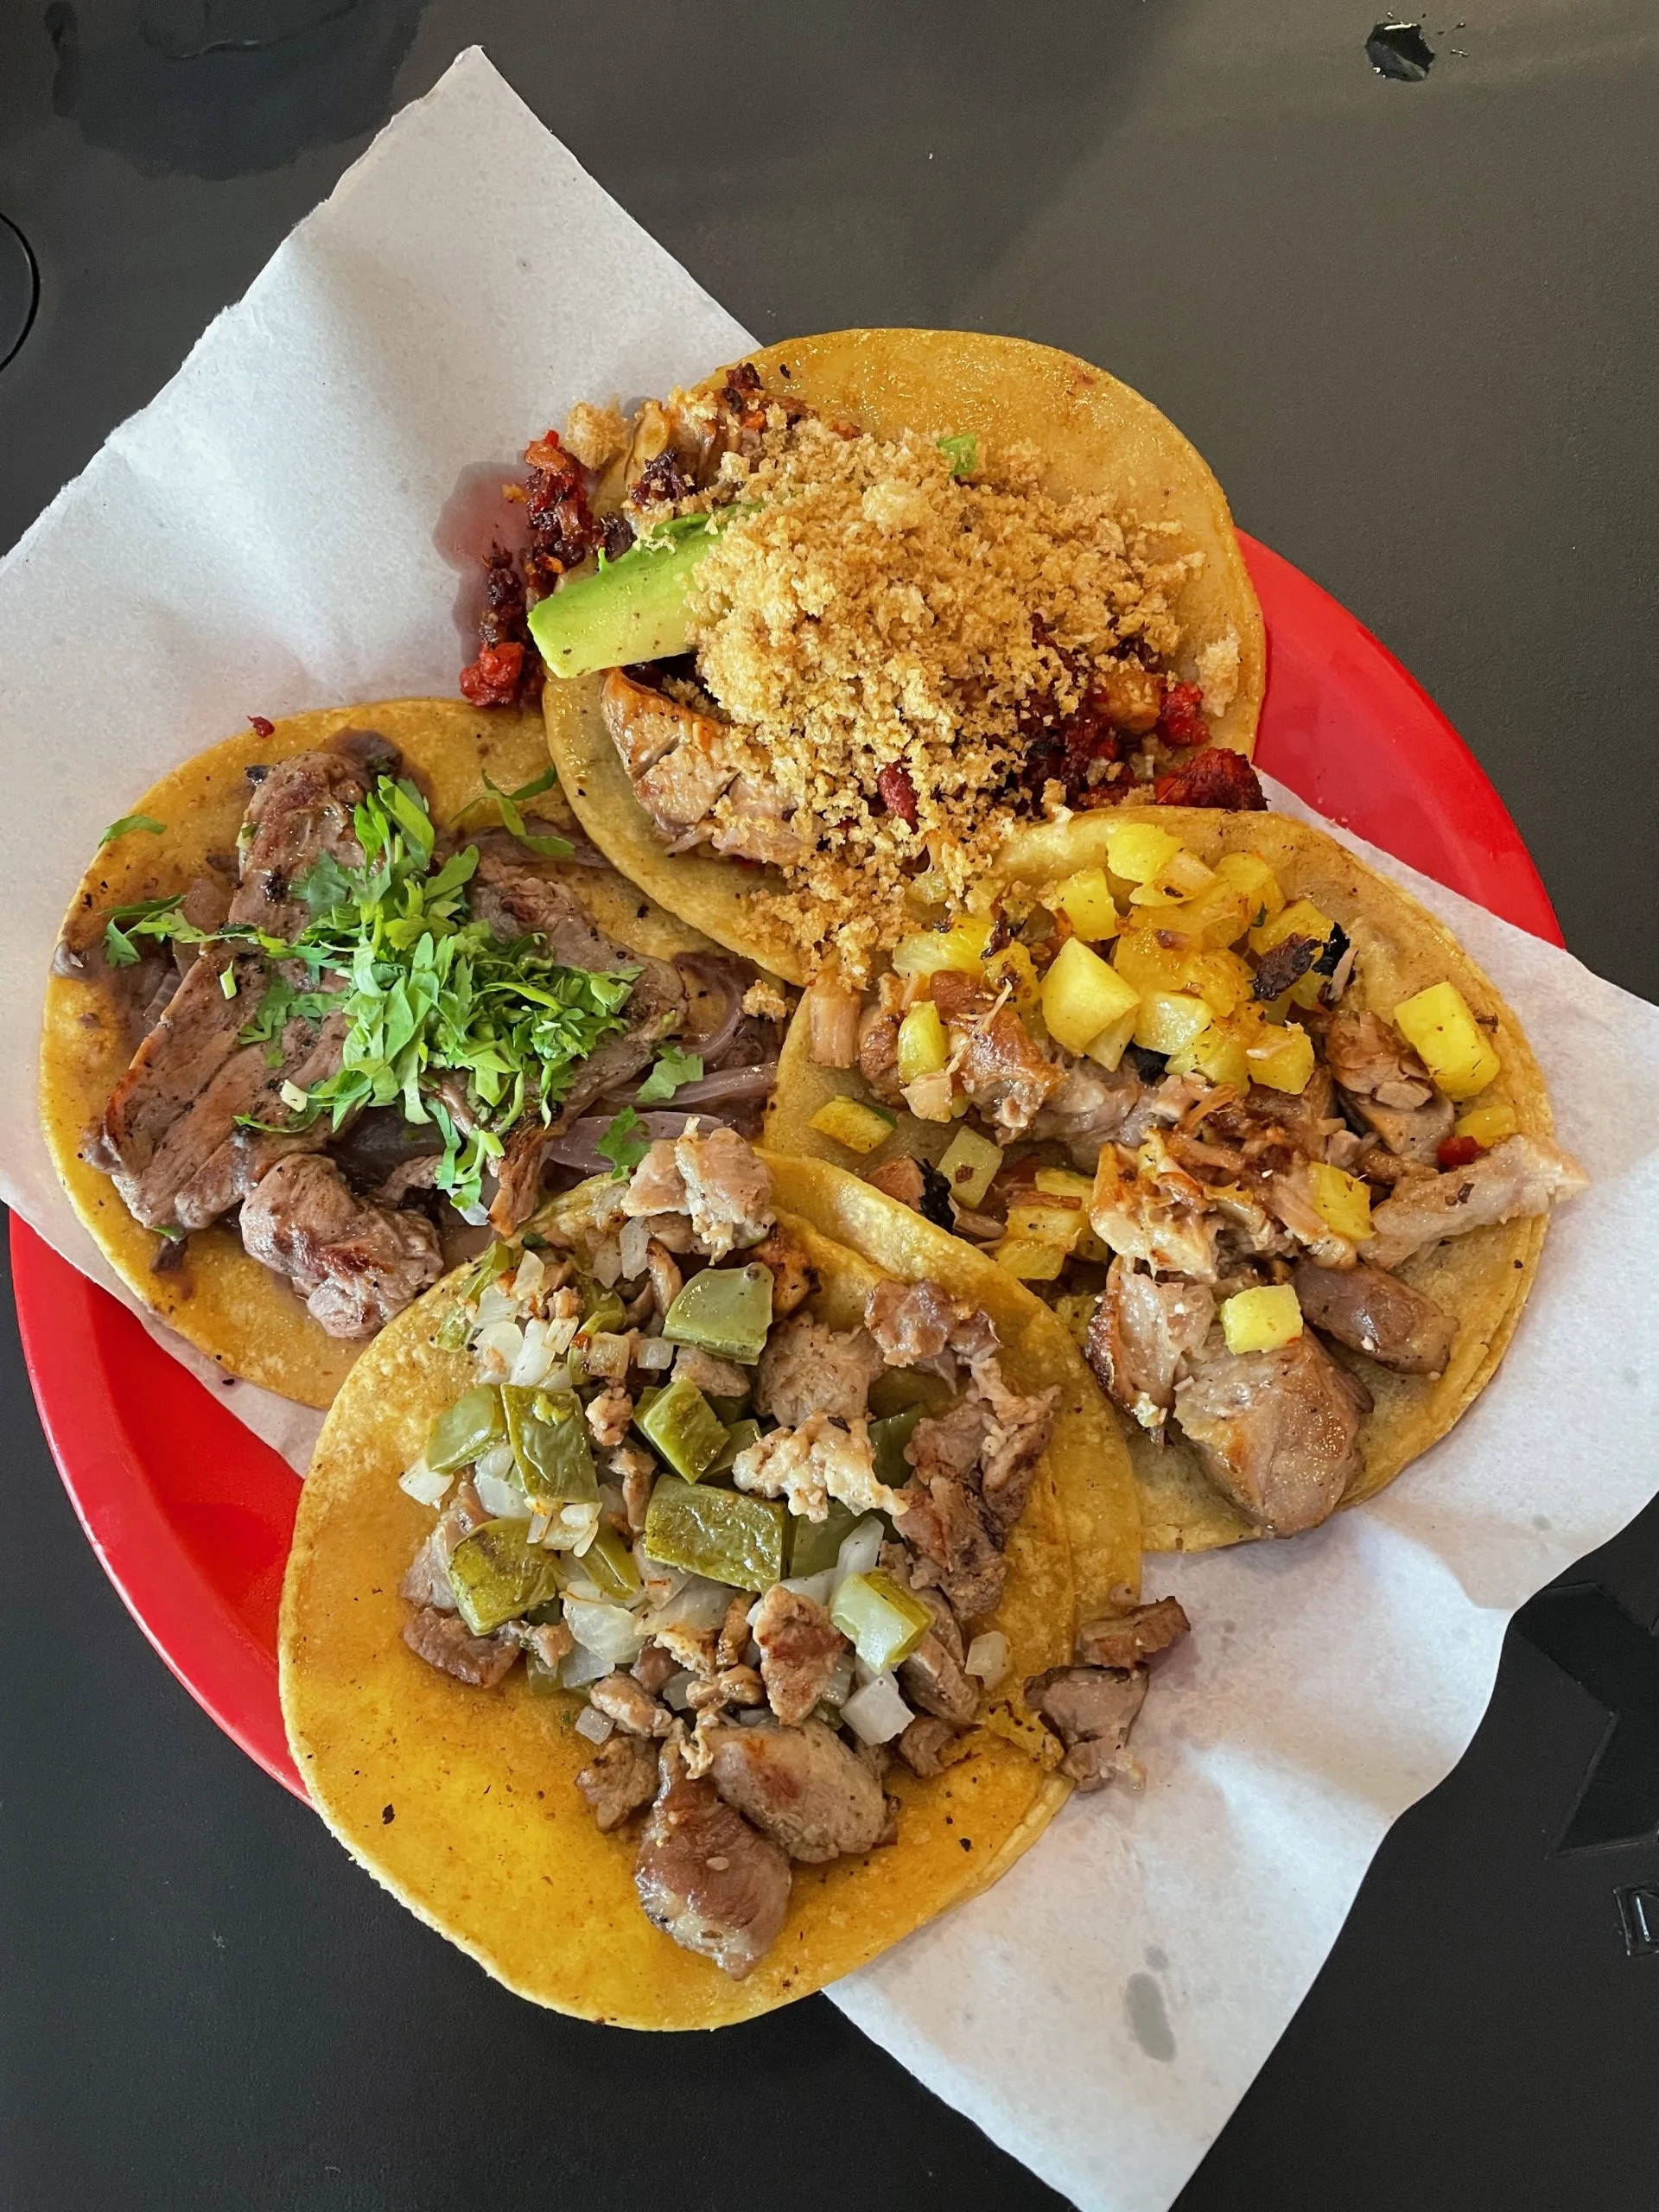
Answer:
[462,363,1262,976]
[805,821,1586,1536]
[66,735,790,1337]
[391,1128,1185,1979]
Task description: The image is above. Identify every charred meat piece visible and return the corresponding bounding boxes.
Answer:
[968,1360,1057,1538]
[750,1584,849,1726]
[864,1275,998,1369]
[855,1006,904,1106]
[864,1154,954,1230]
[1089,1140,1220,1282]
[239,1153,443,1338]
[588,1672,673,1738]
[898,1630,978,1725]
[401,1605,519,1688]
[230,744,385,942]
[1027,1666,1148,1791]
[621,1124,774,1258]
[1086,1259,1216,1433]
[1152,747,1266,810]
[708,1719,888,1863]
[895,1716,962,1777]
[754,1313,884,1427]
[954,1006,1065,1141]
[633,1740,791,1980]
[1075,1597,1191,1672]
[1252,933,1321,1002]
[1363,1134,1587,1272]
[575,1733,660,1834]
[1173,1330,1371,1535]
[1325,1008,1454,1163]
[895,1467,1007,1622]
[601,669,749,850]
[1292,1258,1458,1375]
[750,1228,816,1317]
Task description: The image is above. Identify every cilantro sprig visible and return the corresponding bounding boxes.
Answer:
[597,1107,651,1179]
[102,774,639,1216]
[637,1043,703,1104]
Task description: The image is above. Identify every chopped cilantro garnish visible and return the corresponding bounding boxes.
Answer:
[597,1107,651,1179]
[637,1043,703,1104]
[454,764,574,860]
[99,774,639,1216]
[99,813,165,847]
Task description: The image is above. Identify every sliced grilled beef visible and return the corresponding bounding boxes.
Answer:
[708,1719,887,1863]
[239,1153,442,1338]
[633,1740,791,1980]
[230,745,387,941]
[170,1007,348,1230]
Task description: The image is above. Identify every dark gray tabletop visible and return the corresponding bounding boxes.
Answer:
[3,6,1656,2208]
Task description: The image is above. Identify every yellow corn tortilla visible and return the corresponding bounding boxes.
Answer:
[766,809,1556,1552]
[40,700,724,1409]
[280,1154,1139,2027]
[543,328,1266,983]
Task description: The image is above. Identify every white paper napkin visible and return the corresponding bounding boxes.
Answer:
[2,51,1654,2212]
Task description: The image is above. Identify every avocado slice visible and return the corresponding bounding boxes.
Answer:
[529,515,719,680]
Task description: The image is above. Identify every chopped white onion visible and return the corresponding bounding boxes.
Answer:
[526,1510,551,1545]
[635,1545,687,1608]
[512,1248,547,1306]
[563,1596,646,1668]
[842,1672,912,1745]
[508,1317,555,1389]
[476,1284,517,1330]
[821,1650,855,1710]
[555,1502,603,1553]
[781,1570,836,1609]
[560,1643,614,1689]
[477,1319,525,1373]
[965,1631,1009,1688]
[663,1669,696,1712]
[475,1439,515,1487]
[590,1234,623,1287]
[574,1703,614,1745]
[648,1574,734,1637]
[619,1215,652,1280]
[397,1458,454,1508]
[546,1313,580,1356]
[636,1336,676,1372]
[457,1200,492,1229]
[834,1516,885,1592]
[474,1470,529,1520]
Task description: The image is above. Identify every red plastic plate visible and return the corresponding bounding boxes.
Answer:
[11,537,1564,1802]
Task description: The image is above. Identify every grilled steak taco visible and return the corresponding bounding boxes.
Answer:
[765,810,1586,1550]
[457,328,1265,985]
[41,701,791,1407]
[280,1134,1174,2026]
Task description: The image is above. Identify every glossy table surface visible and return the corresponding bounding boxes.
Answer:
[3,5,1657,2207]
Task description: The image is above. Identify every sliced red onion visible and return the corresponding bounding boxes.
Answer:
[661,1060,779,1109]
[675,951,753,1063]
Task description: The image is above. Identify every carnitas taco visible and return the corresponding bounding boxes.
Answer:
[765,810,1587,1550]
[41,701,791,1407]
[281,1131,1176,2025]
[454,328,1265,984]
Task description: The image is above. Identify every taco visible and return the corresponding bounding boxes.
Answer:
[765,809,1587,1551]
[280,1129,1175,2026]
[41,700,791,1407]
[457,328,1265,984]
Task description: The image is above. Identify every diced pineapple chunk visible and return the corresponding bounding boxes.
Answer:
[1101,819,1185,884]
[1034,1166,1096,1205]
[1050,868,1120,941]
[1245,1022,1316,1094]
[1215,852,1285,927]
[1221,1284,1304,1355]
[1006,1200,1084,1252]
[1128,846,1217,906]
[891,918,991,977]
[993,1236,1070,1282]
[1133,990,1213,1057]
[1084,1006,1140,1072]
[1152,880,1254,950]
[1184,949,1255,1019]
[1454,1101,1518,1149]
[1249,895,1336,957]
[896,1001,948,1084]
[937,1127,1004,1207]
[1167,1019,1251,1091]
[1111,931,1191,997]
[1393,982,1501,1101]
[1042,938,1141,1055]
[986,940,1040,1009]
[809,1097,896,1154]
[1308,1161,1373,1243]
